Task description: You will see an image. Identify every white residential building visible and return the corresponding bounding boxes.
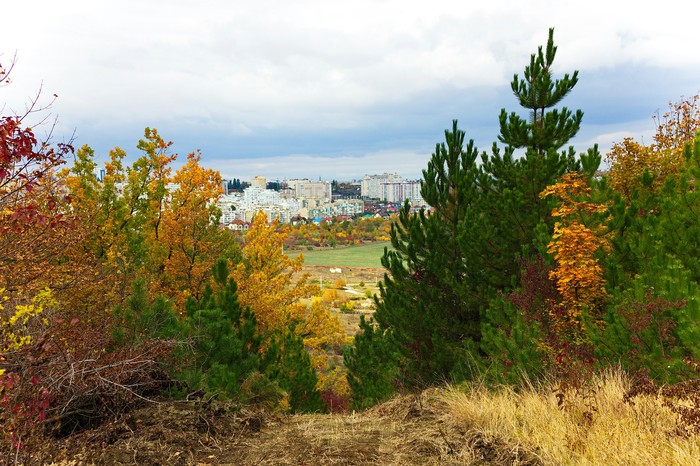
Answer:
[361,173,402,199]
[381,180,425,205]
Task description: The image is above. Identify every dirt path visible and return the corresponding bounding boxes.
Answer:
[51,391,540,466]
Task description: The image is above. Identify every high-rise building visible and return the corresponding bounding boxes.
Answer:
[361,173,402,199]
[381,180,424,205]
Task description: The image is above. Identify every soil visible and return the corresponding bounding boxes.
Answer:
[302,265,385,287]
[45,390,543,466]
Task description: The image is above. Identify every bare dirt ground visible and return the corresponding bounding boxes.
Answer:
[301,265,385,288]
[48,389,541,466]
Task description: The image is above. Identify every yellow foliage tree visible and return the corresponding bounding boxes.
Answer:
[606,95,700,198]
[61,130,234,314]
[158,152,232,308]
[232,212,345,370]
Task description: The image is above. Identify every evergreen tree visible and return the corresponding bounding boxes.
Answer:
[472,27,599,291]
[592,133,700,382]
[181,259,263,399]
[347,29,601,404]
[346,120,481,393]
[475,29,602,381]
[498,28,582,156]
[344,316,402,410]
[264,327,326,413]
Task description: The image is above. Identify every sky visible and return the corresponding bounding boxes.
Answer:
[2,0,699,181]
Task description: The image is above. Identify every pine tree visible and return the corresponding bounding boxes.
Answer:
[180,259,264,400]
[347,29,601,403]
[498,28,582,156]
[344,316,402,410]
[346,120,481,393]
[476,29,602,381]
[264,327,326,413]
[473,28,600,289]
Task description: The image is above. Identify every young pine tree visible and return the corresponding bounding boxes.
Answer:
[473,28,600,290]
[474,28,601,382]
[346,120,482,397]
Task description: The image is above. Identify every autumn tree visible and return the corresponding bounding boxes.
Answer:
[157,152,233,307]
[61,129,235,313]
[606,94,700,198]
[232,211,345,373]
[540,173,610,323]
[0,58,77,298]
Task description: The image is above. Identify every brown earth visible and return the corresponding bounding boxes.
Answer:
[46,390,542,466]
[301,265,385,287]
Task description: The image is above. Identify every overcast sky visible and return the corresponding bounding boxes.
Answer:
[3,1,699,181]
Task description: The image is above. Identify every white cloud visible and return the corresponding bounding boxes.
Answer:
[208,149,431,181]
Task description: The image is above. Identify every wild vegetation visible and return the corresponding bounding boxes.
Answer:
[281,216,393,250]
[0,55,350,462]
[2,27,700,464]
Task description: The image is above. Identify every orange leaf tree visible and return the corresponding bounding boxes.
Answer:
[61,129,234,313]
[540,172,610,332]
[159,152,234,308]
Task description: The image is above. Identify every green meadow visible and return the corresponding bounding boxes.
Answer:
[286,241,390,269]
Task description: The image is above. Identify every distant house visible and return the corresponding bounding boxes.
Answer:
[227,219,251,231]
[290,215,308,225]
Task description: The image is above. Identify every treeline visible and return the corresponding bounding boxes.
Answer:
[281,217,392,249]
[345,30,700,410]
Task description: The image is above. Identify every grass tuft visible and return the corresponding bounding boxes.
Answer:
[442,368,700,465]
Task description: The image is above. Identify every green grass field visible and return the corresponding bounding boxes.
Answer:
[286,241,390,268]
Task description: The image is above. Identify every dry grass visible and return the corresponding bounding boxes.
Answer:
[442,369,700,465]
[38,369,700,465]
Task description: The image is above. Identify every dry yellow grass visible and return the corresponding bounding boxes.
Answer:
[442,369,700,465]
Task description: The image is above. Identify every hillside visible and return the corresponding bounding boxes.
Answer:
[42,370,700,465]
[46,389,536,466]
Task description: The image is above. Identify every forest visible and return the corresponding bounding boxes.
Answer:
[2,29,700,463]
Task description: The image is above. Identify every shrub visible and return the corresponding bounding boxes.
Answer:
[322,289,338,304]
[339,302,355,314]
[332,279,346,290]
[1,288,173,462]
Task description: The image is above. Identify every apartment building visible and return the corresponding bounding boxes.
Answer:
[285,179,332,200]
[250,175,267,189]
[381,180,425,205]
[361,173,402,199]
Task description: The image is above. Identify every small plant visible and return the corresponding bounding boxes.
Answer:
[332,279,346,290]
[339,302,355,314]
[322,289,338,304]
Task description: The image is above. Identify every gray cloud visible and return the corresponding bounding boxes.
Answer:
[3,0,699,180]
